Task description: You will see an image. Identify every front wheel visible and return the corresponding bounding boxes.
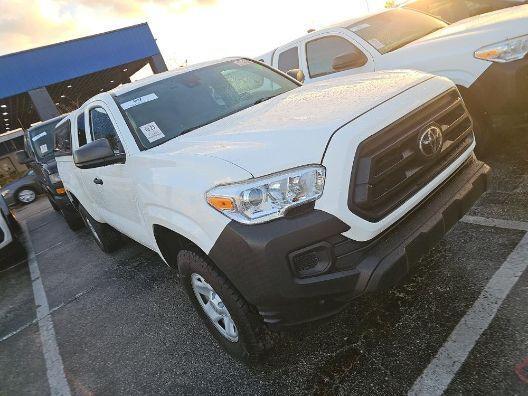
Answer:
[178,250,273,363]
[61,207,84,231]
[78,206,121,253]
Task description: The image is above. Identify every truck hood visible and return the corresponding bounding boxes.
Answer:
[147,70,432,177]
[412,5,528,46]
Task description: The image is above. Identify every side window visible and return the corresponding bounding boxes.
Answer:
[77,112,87,147]
[88,107,122,153]
[277,47,299,72]
[306,36,365,78]
[54,120,72,157]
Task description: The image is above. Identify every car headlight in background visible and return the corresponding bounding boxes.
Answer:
[49,173,62,184]
[206,165,325,224]
[475,35,528,63]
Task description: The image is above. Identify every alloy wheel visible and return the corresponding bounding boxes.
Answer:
[191,273,239,342]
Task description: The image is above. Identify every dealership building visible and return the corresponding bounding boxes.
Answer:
[0,23,168,178]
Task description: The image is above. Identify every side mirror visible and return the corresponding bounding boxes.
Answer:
[332,49,368,72]
[15,150,32,164]
[73,138,124,169]
[286,69,305,83]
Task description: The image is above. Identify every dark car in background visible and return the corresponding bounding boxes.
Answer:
[403,0,527,23]
[15,116,82,230]
[0,194,23,265]
[1,169,43,206]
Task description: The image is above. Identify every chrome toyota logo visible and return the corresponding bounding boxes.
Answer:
[418,125,443,157]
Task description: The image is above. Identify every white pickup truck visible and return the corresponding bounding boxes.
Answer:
[259,5,528,153]
[55,58,489,362]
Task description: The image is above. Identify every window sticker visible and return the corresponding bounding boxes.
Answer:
[368,39,384,50]
[121,93,158,110]
[139,122,165,143]
[40,144,48,153]
[350,23,370,32]
[32,132,47,141]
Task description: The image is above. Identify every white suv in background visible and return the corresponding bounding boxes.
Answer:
[55,58,489,362]
[259,5,528,153]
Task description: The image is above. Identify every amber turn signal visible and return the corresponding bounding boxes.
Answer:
[56,187,66,195]
[207,196,234,211]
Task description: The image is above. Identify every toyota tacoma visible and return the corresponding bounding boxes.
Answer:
[55,58,489,362]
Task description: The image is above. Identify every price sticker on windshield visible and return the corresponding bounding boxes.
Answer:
[40,144,48,153]
[121,93,158,110]
[139,122,165,143]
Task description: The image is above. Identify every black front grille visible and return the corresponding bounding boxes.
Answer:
[348,89,474,221]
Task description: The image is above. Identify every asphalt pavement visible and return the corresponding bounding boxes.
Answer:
[1,128,527,395]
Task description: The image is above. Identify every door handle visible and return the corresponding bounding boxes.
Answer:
[93,178,103,185]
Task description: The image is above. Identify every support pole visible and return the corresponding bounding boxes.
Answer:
[28,88,60,121]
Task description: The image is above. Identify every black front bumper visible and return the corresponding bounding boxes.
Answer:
[209,157,490,328]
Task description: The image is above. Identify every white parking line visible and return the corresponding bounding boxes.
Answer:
[20,223,71,396]
[462,215,528,232]
[409,231,528,395]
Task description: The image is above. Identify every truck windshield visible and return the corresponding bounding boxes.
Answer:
[115,59,300,149]
[28,120,62,161]
[348,8,448,54]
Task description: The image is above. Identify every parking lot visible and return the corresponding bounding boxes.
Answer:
[1,127,527,395]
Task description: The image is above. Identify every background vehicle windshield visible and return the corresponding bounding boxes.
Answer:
[403,0,526,23]
[116,59,299,149]
[28,120,62,161]
[348,8,447,54]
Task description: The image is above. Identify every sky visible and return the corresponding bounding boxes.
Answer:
[0,0,387,69]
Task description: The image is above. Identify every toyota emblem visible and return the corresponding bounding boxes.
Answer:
[418,125,443,157]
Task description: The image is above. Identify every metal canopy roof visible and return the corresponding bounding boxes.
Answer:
[0,23,162,136]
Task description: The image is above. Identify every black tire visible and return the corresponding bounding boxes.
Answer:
[178,250,273,363]
[15,187,37,205]
[48,196,60,212]
[61,207,84,231]
[78,206,121,253]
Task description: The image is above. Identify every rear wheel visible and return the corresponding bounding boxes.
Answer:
[178,250,273,363]
[16,187,37,205]
[79,206,121,253]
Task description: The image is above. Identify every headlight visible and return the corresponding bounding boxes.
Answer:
[206,165,325,224]
[475,35,528,63]
[49,173,61,184]
[1,190,9,197]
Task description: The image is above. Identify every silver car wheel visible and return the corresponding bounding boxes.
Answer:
[191,273,239,342]
[17,189,36,203]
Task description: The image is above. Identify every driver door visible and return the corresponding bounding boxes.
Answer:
[79,104,147,245]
